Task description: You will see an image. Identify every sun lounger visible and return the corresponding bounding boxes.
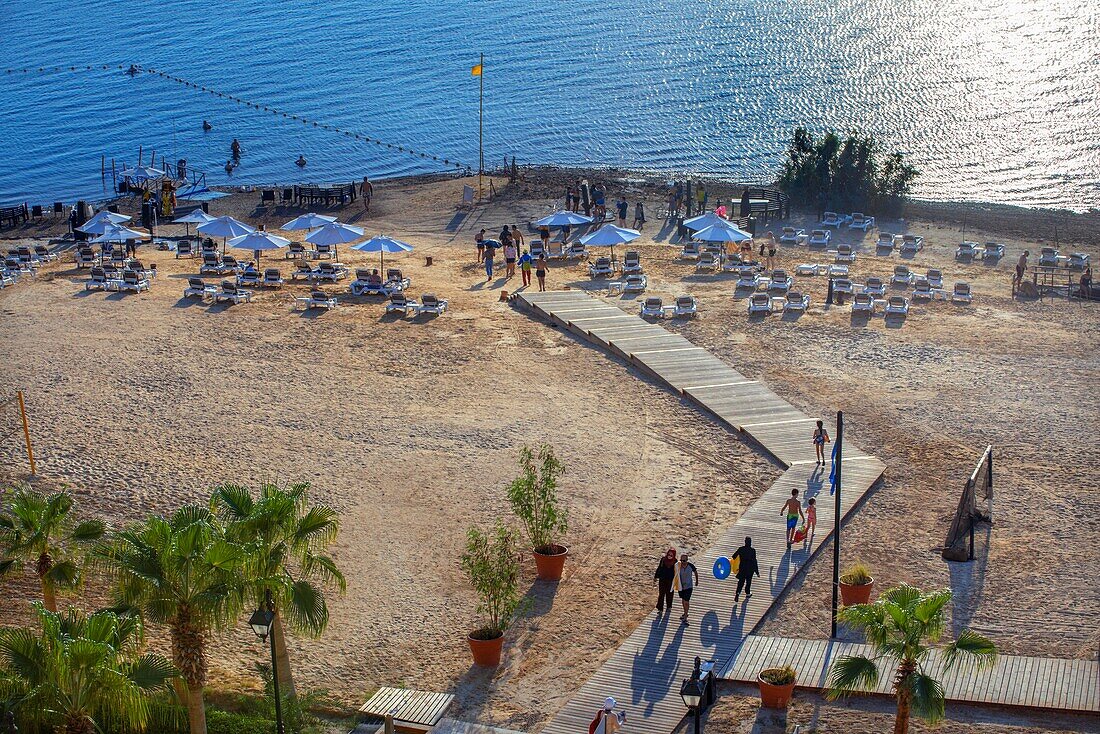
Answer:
[199,253,222,275]
[213,280,252,304]
[0,269,14,288]
[951,281,972,303]
[852,292,875,313]
[237,268,262,286]
[286,242,309,259]
[779,227,804,245]
[175,240,195,259]
[200,240,218,256]
[640,296,665,318]
[795,263,820,277]
[833,277,854,297]
[417,293,448,315]
[1068,252,1090,270]
[183,277,216,299]
[892,265,913,285]
[566,242,587,260]
[912,276,933,300]
[679,242,700,260]
[672,295,698,317]
[314,242,335,260]
[622,250,642,274]
[926,269,943,288]
[821,212,844,229]
[14,247,37,266]
[296,290,337,310]
[118,269,150,293]
[956,241,978,259]
[827,264,848,278]
[261,268,284,287]
[291,262,317,281]
[385,268,411,290]
[85,267,113,291]
[33,245,58,263]
[849,213,875,232]
[748,292,772,315]
[877,232,897,250]
[982,242,1005,260]
[864,277,886,297]
[784,291,810,312]
[695,252,719,272]
[588,256,614,278]
[701,243,724,259]
[768,269,793,293]
[1038,247,1060,267]
[546,243,567,260]
[808,229,830,248]
[529,242,546,260]
[314,262,349,282]
[835,244,855,263]
[76,247,97,268]
[735,267,760,290]
[386,292,419,315]
[900,235,923,254]
[721,252,743,272]
[624,273,648,293]
[884,295,909,316]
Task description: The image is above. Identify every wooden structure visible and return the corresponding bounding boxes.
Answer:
[0,203,29,229]
[514,291,885,734]
[358,687,454,733]
[721,635,1098,714]
[943,446,993,561]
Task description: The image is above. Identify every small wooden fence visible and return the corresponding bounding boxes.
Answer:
[943,445,993,561]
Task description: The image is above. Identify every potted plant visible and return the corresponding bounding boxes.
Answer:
[758,665,797,708]
[506,445,569,581]
[460,520,525,666]
[839,561,875,606]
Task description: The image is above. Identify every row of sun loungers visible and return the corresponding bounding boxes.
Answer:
[639,295,697,318]
[291,261,349,282]
[385,292,448,316]
[85,267,151,293]
[748,292,810,314]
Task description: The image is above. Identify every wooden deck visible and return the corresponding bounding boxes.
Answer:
[721,635,1099,714]
[515,291,887,734]
[358,686,454,731]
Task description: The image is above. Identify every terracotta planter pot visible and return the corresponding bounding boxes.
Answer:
[758,672,796,709]
[839,577,875,606]
[533,545,568,581]
[467,631,505,667]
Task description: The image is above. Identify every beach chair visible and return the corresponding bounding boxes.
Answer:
[296,290,337,310]
[701,243,723,259]
[200,240,218,256]
[183,277,215,299]
[588,256,614,278]
[349,269,374,295]
[795,263,820,277]
[884,295,909,317]
[119,269,150,293]
[900,234,923,254]
[286,242,308,259]
[199,253,222,275]
[385,268,411,290]
[835,244,855,263]
[14,247,38,266]
[768,269,793,293]
[721,252,743,272]
[0,268,14,288]
[33,245,58,263]
[982,242,1005,260]
[735,267,760,290]
[1068,252,1090,270]
[622,250,642,274]
[262,268,284,287]
[314,242,335,260]
[175,240,195,259]
[624,273,648,293]
[679,241,700,260]
[852,292,875,314]
[385,292,419,315]
[315,262,348,282]
[833,277,854,297]
[827,264,848,278]
[695,252,719,272]
[639,297,665,318]
[779,227,804,245]
[85,267,112,291]
[672,295,698,317]
[926,269,943,288]
[108,249,126,266]
[219,255,243,274]
[849,213,875,232]
[808,229,830,248]
[951,281,972,303]
[566,242,587,260]
[546,242,567,261]
[956,241,978,260]
[877,232,897,250]
[748,292,772,315]
[101,263,121,283]
[863,276,886,297]
[291,262,317,281]
[892,265,913,286]
[784,291,810,312]
[76,246,97,268]
[1038,247,1059,267]
[529,242,546,260]
[214,280,252,305]
[912,276,933,300]
[237,268,262,287]
[417,293,448,315]
[821,211,843,229]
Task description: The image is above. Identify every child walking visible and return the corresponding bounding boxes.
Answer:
[812,419,830,465]
[804,497,817,542]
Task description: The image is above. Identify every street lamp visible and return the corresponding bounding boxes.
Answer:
[679,656,706,734]
[248,589,285,734]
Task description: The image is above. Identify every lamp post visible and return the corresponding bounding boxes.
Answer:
[248,589,285,734]
[679,656,706,734]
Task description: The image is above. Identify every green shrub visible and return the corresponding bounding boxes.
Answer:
[760,666,797,685]
[460,521,526,637]
[840,562,873,586]
[506,445,568,554]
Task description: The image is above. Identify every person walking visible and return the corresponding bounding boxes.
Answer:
[538,224,551,249]
[475,228,486,263]
[361,176,373,212]
[674,552,699,624]
[731,537,759,603]
[1014,249,1030,293]
[632,201,646,230]
[570,181,581,213]
[581,179,592,217]
[500,225,512,249]
[510,224,525,249]
[781,489,805,549]
[483,239,497,281]
[519,248,533,287]
[504,240,518,278]
[535,254,548,291]
[616,196,629,227]
[653,548,676,613]
[812,419,830,465]
[589,697,626,734]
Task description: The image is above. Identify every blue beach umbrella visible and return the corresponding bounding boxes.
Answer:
[305,221,366,260]
[692,223,752,243]
[580,224,641,261]
[533,211,593,227]
[228,230,290,262]
[683,211,738,232]
[198,215,256,254]
[172,209,216,237]
[350,234,414,269]
[281,213,337,231]
[77,210,132,235]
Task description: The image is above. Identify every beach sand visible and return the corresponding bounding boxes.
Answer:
[0,171,1096,732]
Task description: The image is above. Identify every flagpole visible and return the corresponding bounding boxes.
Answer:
[830,410,844,639]
[478,52,484,203]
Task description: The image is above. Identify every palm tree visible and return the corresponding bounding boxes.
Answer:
[97,506,243,734]
[0,487,105,612]
[210,481,345,698]
[0,603,176,734]
[827,583,997,734]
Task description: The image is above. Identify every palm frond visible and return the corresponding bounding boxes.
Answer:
[904,670,946,724]
[284,579,329,635]
[43,559,81,588]
[211,484,254,522]
[943,629,997,671]
[68,519,106,543]
[880,582,923,610]
[826,654,880,699]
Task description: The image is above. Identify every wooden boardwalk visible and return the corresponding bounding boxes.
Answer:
[722,635,1099,714]
[515,291,887,734]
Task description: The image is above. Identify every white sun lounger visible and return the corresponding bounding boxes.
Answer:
[640,297,665,318]
[849,213,875,231]
[199,253,222,275]
[385,268,411,290]
[884,295,909,316]
[809,229,831,248]
[1068,252,1090,270]
[828,264,848,278]
[783,291,810,312]
[1038,247,1060,267]
[417,293,448,315]
[85,267,115,292]
[183,277,215,299]
[795,263,821,277]
[119,270,150,293]
[768,269,793,293]
[735,267,760,290]
[833,277,854,296]
[386,292,419,315]
[237,269,262,287]
[877,233,897,250]
[892,265,913,285]
[34,245,58,263]
[624,273,648,293]
[214,281,252,305]
[956,242,979,259]
[748,292,772,315]
[982,242,1005,260]
[296,290,337,310]
[835,244,855,263]
[566,242,587,260]
[912,277,933,300]
[951,282,972,303]
[821,212,844,229]
[779,227,804,245]
[864,277,886,296]
[588,256,614,278]
[679,241,700,260]
[852,292,875,313]
[262,268,284,287]
[672,295,698,317]
[696,252,719,272]
[900,235,923,254]
[622,250,642,274]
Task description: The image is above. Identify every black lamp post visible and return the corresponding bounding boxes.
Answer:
[679,656,706,734]
[248,589,285,734]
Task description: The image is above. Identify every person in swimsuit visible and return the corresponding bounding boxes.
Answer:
[538,225,550,248]
[510,225,524,249]
[535,255,547,292]
[780,488,804,549]
[504,241,518,277]
[475,229,486,263]
[804,497,817,541]
[813,419,830,465]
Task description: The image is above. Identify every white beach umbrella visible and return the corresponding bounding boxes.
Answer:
[126,165,167,182]
[90,224,148,243]
[77,210,131,234]
[172,209,217,237]
[533,211,593,227]
[580,225,641,261]
[692,223,752,243]
[198,216,256,254]
[350,234,414,269]
[683,211,739,232]
[228,230,290,263]
[305,221,365,260]
[282,213,337,231]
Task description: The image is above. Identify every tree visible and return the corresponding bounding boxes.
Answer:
[210,481,345,699]
[97,506,243,734]
[0,487,105,612]
[826,583,997,734]
[506,446,568,553]
[460,521,525,639]
[0,603,176,734]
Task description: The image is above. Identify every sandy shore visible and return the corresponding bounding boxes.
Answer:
[0,171,1096,733]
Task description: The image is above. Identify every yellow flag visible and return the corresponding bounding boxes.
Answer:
[471,63,482,77]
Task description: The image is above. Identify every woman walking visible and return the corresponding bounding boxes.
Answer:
[504,240,518,278]
[535,255,548,292]
[632,201,646,230]
[812,419,830,466]
[475,228,486,263]
[653,548,677,613]
[731,537,760,603]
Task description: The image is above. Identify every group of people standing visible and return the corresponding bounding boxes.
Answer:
[566,179,649,230]
[475,225,548,291]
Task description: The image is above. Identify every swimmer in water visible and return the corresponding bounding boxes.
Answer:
[202,120,212,131]
[231,138,241,158]
[296,155,307,167]
[225,160,234,174]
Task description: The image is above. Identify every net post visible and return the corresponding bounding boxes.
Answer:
[17,391,36,475]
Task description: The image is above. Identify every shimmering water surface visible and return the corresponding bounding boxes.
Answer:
[1,0,1097,209]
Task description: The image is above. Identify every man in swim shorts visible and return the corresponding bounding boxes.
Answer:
[780,488,804,550]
